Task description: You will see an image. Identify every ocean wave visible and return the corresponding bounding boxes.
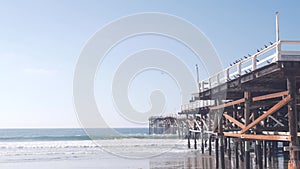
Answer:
[0,134,179,142]
[0,139,190,163]
[0,135,91,142]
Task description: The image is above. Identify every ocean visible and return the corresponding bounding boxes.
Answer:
[0,128,202,169]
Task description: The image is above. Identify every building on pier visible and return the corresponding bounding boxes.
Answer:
[148,115,188,138]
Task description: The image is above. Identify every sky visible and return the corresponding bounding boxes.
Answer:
[0,1,300,128]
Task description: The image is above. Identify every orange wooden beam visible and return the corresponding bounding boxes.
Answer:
[223,114,245,129]
[240,95,292,134]
[224,132,291,141]
[252,91,288,102]
[209,91,288,110]
[210,98,245,110]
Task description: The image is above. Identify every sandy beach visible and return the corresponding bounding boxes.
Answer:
[0,151,215,169]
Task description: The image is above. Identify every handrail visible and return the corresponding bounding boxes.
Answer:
[182,40,300,111]
[198,40,300,92]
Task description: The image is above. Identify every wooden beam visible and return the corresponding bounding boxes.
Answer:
[262,131,300,137]
[240,95,292,134]
[252,91,288,102]
[210,98,245,110]
[193,119,201,129]
[200,119,208,130]
[223,114,245,129]
[224,132,291,141]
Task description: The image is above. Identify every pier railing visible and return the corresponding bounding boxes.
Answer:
[181,40,300,112]
[181,100,215,112]
[200,40,300,91]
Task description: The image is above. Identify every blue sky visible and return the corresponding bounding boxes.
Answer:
[0,1,299,128]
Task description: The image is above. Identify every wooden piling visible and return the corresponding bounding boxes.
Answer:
[224,136,227,153]
[201,138,204,154]
[256,141,263,169]
[218,99,225,169]
[244,90,251,169]
[220,137,225,169]
[268,141,272,162]
[188,131,191,149]
[235,141,239,169]
[228,137,231,159]
[240,141,244,162]
[215,137,219,169]
[194,132,197,149]
[209,135,212,156]
[263,141,267,168]
[287,76,300,169]
[201,115,204,154]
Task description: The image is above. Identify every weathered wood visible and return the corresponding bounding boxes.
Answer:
[220,140,225,169]
[224,132,291,141]
[244,90,251,169]
[210,98,245,110]
[252,91,288,102]
[215,137,219,169]
[287,76,300,169]
[240,95,292,134]
[240,141,244,162]
[188,131,191,149]
[209,135,212,156]
[257,141,263,169]
[194,132,197,149]
[223,114,245,129]
[217,99,225,169]
[245,151,250,169]
[235,141,239,169]
[268,142,272,161]
[227,137,231,159]
[263,141,267,168]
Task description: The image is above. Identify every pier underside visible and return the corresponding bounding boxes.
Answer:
[179,60,300,169]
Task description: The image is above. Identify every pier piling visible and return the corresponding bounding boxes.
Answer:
[215,137,219,169]
[235,141,239,169]
[209,135,212,156]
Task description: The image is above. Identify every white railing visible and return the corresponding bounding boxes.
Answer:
[198,40,300,92]
[181,100,215,112]
[181,40,300,112]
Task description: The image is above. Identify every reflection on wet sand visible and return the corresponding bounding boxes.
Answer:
[149,151,288,169]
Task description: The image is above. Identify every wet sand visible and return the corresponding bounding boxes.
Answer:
[0,149,289,169]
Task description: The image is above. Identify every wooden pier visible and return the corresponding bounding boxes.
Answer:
[148,115,187,138]
[178,13,300,169]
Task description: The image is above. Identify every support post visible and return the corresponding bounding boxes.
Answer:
[287,76,300,169]
[245,150,250,169]
[244,90,251,169]
[263,141,267,168]
[201,114,205,154]
[257,141,263,169]
[215,137,219,169]
[217,99,225,169]
[194,132,197,149]
[284,141,290,163]
[235,141,239,169]
[268,142,272,162]
[228,137,231,159]
[209,135,212,156]
[188,131,191,149]
[240,141,244,162]
[220,136,225,169]
[224,137,227,153]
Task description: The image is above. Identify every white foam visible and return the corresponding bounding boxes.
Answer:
[0,139,192,162]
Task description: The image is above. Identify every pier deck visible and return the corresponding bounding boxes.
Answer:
[179,40,300,169]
